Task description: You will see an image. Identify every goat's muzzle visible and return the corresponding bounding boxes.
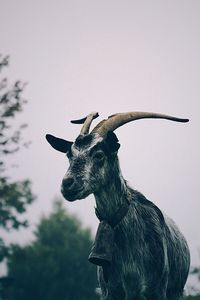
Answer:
[61,176,83,201]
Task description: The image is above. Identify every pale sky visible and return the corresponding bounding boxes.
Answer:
[1,0,200,278]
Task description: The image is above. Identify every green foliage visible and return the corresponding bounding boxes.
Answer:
[182,297,200,300]
[0,54,35,261]
[191,266,200,282]
[0,178,34,231]
[0,54,29,165]
[6,201,99,300]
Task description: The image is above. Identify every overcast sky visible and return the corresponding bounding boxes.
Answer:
[1,0,200,276]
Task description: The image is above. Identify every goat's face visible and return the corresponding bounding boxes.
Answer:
[46,132,120,201]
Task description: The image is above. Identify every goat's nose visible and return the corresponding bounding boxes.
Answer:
[62,177,74,190]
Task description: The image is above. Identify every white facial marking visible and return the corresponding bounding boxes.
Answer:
[71,134,103,156]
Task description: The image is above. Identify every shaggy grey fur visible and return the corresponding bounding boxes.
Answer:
[47,132,190,300]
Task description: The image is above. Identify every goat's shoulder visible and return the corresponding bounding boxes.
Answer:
[130,188,165,227]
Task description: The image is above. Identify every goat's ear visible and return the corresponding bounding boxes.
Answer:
[105,131,120,153]
[46,134,73,153]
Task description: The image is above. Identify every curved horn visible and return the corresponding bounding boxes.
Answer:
[71,112,99,135]
[92,112,189,137]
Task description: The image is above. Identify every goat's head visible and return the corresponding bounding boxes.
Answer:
[46,111,189,202]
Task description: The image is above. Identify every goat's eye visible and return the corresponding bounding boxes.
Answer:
[93,151,104,160]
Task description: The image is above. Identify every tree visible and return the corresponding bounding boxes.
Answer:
[0,54,35,261]
[181,297,200,300]
[187,257,200,297]
[6,200,99,300]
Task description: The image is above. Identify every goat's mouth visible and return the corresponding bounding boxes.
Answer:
[61,187,88,202]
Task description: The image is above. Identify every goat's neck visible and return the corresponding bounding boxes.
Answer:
[94,159,130,220]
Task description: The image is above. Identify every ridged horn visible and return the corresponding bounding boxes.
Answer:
[71,112,99,135]
[91,112,189,137]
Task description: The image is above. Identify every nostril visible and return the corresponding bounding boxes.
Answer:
[63,177,74,189]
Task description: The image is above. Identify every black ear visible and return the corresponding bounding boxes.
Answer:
[105,131,120,153]
[46,134,73,153]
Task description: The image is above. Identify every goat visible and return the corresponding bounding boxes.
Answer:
[46,111,190,300]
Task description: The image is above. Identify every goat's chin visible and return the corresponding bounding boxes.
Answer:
[61,189,91,202]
